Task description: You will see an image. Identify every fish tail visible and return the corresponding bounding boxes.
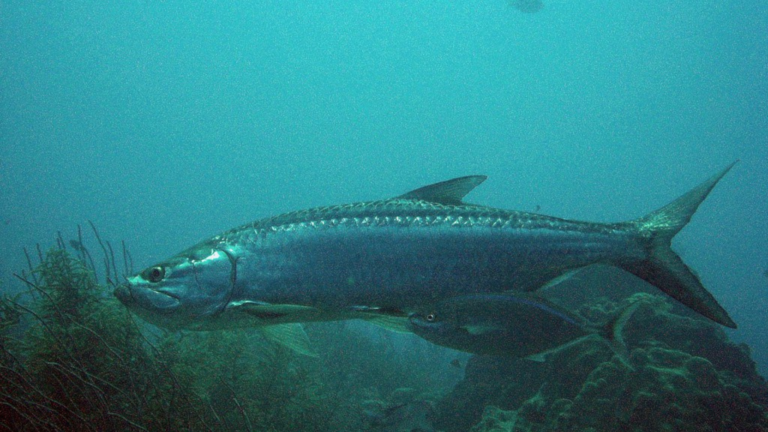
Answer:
[617,162,738,328]
[597,300,642,365]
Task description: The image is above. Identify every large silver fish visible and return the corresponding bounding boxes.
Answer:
[115,164,737,333]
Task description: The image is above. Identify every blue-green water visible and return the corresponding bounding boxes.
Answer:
[1,1,767,428]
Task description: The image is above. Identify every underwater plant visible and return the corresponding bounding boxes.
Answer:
[1,246,215,431]
[0,228,370,432]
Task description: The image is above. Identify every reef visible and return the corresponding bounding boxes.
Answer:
[437,293,768,431]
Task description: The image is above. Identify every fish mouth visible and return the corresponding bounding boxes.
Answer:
[405,313,421,331]
[113,284,132,303]
[114,284,181,310]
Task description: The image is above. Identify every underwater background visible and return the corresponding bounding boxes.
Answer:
[1,1,767,431]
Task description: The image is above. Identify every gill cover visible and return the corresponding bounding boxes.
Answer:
[117,243,238,329]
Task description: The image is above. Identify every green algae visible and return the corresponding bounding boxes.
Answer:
[0,247,341,431]
[1,248,209,431]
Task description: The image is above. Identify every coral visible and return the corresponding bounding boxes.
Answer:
[391,387,419,404]
[470,406,519,432]
[438,294,768,432]
[470,347,768,431]
[363,387,438,432]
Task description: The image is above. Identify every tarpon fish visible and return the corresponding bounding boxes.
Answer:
[407,293,641,360]
[115,163,737,336]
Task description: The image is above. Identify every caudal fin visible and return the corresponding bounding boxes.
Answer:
[597,299,643,365]
[617,162,738,328]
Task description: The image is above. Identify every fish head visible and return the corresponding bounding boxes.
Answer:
[407,297,469,333]
[407,309,461,343]
[408,300,503,354]
[114,243,236,329]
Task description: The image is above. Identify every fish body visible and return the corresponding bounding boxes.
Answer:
[407,293,639,359]
[214,193,635,314]
[115,164,737,331]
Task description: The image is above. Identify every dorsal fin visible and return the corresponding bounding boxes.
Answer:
[396,175,487,205]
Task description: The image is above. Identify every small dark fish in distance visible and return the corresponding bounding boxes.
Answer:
[509,0,544,13]
[115,162,738,346]
[408,293,643,362]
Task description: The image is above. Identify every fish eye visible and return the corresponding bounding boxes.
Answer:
[426,313,436,322]
[142,266,166,283]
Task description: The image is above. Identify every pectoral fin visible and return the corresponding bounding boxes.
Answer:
[523,335,599,363]
[539,267,586,290]
[228,300,321,320]
[259,324,317,357]
[462,325,503,335]
[365,315,412,333]
[351,305,411,333]
[524,353,547,363]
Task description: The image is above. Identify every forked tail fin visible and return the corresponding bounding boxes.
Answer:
[597,299,643,365]
[616,162,738,328]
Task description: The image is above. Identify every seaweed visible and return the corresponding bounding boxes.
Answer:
[0,228,352,432]
[2,246,212,431]
[170,329,335,431]
[0,226,466,431]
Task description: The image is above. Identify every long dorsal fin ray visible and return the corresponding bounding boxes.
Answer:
[396,175,487,205]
